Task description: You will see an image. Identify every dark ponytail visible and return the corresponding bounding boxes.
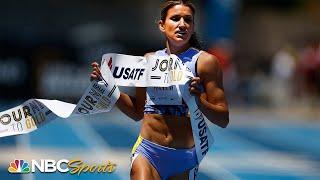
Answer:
[190,32,202,50]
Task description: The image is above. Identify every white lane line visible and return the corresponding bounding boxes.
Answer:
[65,116,111,151]
[65,116,129,180]
[200,155,241,180]
[16,134,34,180]
[210,152,320,176]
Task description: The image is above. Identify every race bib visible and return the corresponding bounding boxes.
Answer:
[146,85,182,105]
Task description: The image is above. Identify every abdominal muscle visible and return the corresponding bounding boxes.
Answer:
[140,114,195,149]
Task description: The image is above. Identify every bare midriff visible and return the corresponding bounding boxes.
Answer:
[140,114,195,149]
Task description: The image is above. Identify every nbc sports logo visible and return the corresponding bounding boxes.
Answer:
[7,159,116,175]
[8,159,30,173]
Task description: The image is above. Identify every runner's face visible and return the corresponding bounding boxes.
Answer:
[160,5,194,47]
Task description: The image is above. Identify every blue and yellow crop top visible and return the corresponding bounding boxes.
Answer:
[144,48,203,116]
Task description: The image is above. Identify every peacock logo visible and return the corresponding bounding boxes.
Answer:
[8,159,30,173]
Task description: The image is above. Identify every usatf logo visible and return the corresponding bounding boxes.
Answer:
[8,159,30,174]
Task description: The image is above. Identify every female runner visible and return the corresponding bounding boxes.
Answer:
[91,0,229,179]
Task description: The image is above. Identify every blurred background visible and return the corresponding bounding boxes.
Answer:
[0,0,319,179]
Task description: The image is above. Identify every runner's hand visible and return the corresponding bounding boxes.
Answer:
[90,62,102,81]
[189,77,202,96]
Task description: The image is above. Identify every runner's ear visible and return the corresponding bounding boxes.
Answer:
[158,20,165,33]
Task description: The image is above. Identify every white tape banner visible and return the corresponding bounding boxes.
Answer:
[0,53,213,164]
[179,80,214,163]
[101,53,193,87]
[0,65,120,137]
